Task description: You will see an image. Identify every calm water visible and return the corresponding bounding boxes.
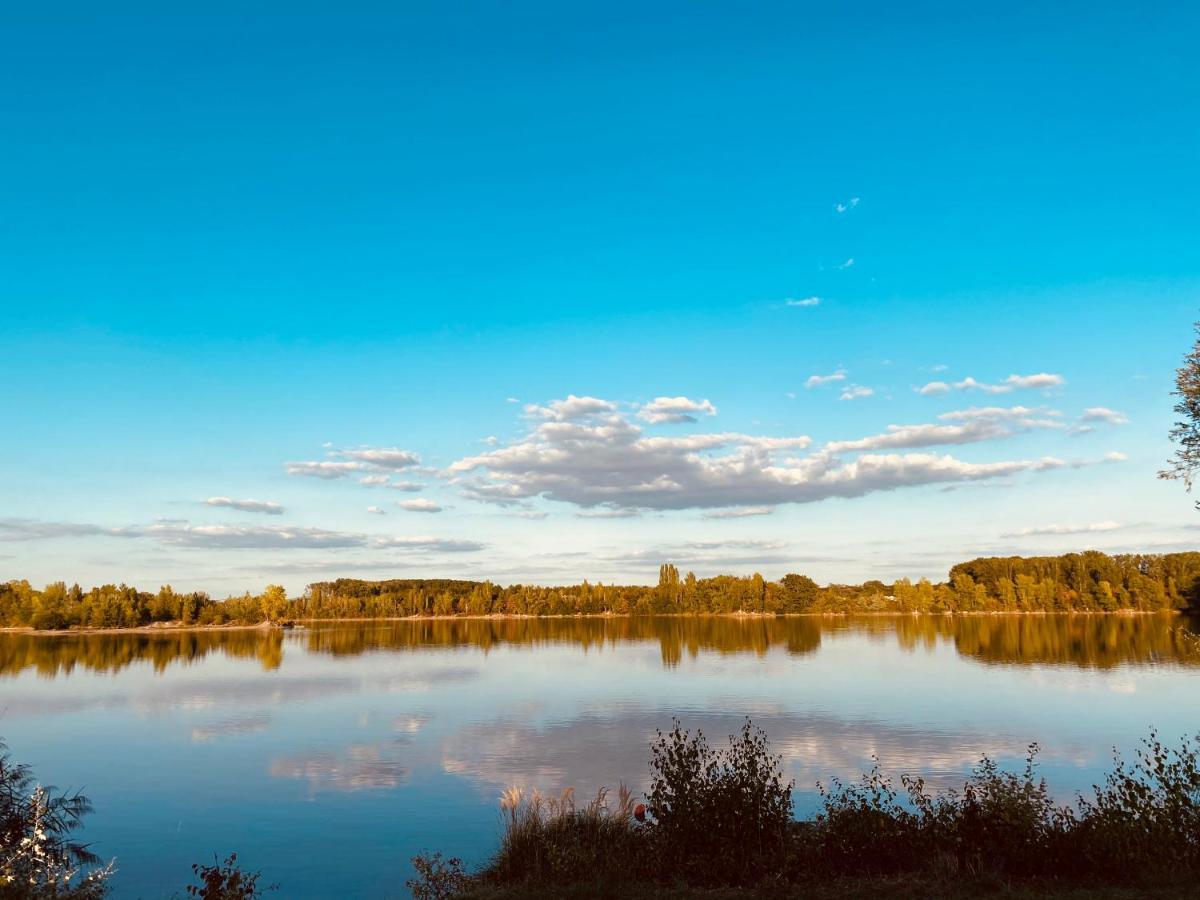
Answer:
[4,614,1199,898]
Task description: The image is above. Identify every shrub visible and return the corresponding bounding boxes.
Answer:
[1070,730,1200,880]
[408,852,471,900]
[185,854,274,899]
[646,718,793,885]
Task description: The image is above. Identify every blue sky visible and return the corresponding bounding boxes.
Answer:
[2,2,1198,594]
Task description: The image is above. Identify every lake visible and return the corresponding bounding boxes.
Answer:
[4,614,1199,898]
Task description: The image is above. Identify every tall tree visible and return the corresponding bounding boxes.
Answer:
[1161,322,1200,502]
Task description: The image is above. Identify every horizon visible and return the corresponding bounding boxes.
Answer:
[4,4,1199,596]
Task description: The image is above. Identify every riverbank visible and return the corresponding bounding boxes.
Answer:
[458,881,1200,899]
[4,608,1184,636]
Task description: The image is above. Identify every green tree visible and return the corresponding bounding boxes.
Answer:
[1161,322,1200,502]
[779,573,819,612]
[261,585,287,623]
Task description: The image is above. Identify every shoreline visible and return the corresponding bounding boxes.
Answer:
[3,608,1182,637]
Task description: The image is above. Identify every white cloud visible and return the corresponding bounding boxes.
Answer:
[805,370,847,389]
[285,461,367,479]
[576,507,641,519]
[637,396,718,424]
[918,373,1065,396]
[1005,373,1065,390]
[702,506,775,519]
[0,517,488,555]
[1080,407,1130,426]
[144,522,366,549]
[446,395,1078,512]
[1104,451,1128,462]
[0,519,136,542]
[785,296,821,307]
[1001,521,1123,538]
[839,385,874,401]
[386,481,425,492]
[834,197,860,213]
[372,536,484,552]
[204,497,283,515]
[335,447,421,469]
[825,421,1007,454]
[399,498,442,513]
[359,475,391,486]
[524,395,617,422]
[366,506,385,515]
[938,405,1062,426]
[837,258,855,269]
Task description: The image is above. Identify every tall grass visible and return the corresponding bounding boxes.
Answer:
[483,785,645,886]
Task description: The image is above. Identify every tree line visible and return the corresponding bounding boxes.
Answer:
[2,551,1198,631]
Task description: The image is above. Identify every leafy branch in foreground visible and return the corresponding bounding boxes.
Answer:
[0,740,113,898]
[185,853,275,900]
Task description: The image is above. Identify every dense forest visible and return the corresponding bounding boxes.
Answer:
[2,550,1199,631]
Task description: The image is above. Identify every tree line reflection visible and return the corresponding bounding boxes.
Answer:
[2,613,1197,677]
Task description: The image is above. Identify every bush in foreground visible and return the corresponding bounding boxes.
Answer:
[417,721,1200,897]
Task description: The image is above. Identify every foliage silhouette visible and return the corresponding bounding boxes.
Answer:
[184,853,274,899]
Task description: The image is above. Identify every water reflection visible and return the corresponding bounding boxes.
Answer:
[2,614,1196,899]
[270,741,412,793]
[0,627,285,676]
[438,710,1084,802]
[2,614,1196,678]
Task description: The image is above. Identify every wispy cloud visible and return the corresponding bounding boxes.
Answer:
[366,506,385,515]
[204,497,283,515]
[839,385,874,401]
[145,522,367,549]
[637,396,718,424]
[0,519,136,542]
[1001,521,1123,538]
[785,296,821,307]
[399,498,442,513]
[702,506,775,519]
[335,447,421,469]
[1,517,487,554]
[805,369,847,389]
[837,258,855,269]
[288,445,423,480]
[373,536,484,552]
[1080,407,1130,426]
[824,407,1060,454]
[575,508,641,519]
[834,197,860,214]
[285,461,367,479]
[917,373,1065,396]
